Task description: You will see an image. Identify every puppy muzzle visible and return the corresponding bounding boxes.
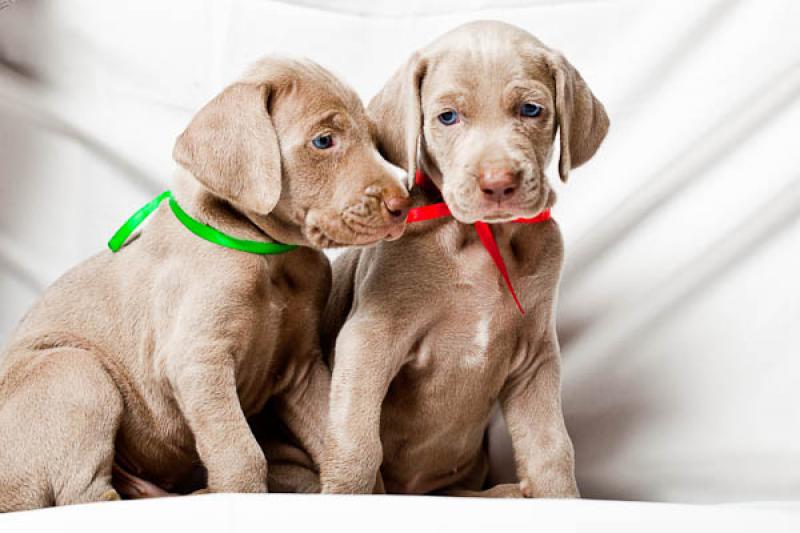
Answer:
[304,186,409,248]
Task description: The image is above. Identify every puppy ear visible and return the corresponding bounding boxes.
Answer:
[173,83,282,214]
[547,52,609,182]
[368,53,428,190]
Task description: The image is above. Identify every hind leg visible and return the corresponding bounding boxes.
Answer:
[52,350,124,506]
[250,407,319,494]
[0,348,123,510]
[112,463,173,499]
[262,436,320,493]
[254,358,331,494]
[440,483,525,498]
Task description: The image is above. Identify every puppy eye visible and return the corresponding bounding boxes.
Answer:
[437,110,459,126]
[312,134,334,149]
[520,103,543,118]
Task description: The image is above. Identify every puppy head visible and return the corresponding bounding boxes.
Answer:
[369,21,609,223]
[173,57,409,248]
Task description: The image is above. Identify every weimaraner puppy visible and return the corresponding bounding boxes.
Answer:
[320,21,609,497]
[0,57,410,511]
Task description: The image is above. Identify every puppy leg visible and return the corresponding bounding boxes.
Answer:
[321,319,398,494]
[263,440,319,493]
[275,357,330,470]
[250,405,319,493]
[500,337,578,498]
[0,348,123,511]
[259,357,331,493]
[112,462,172,499]
[168,357,267,493]
[441,484,525,498]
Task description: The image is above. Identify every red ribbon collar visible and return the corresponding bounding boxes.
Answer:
[405,170,551,315]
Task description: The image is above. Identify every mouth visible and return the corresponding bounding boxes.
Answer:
[443,179,549,224]
[445,193,543,224]
[481,211,517,222]
[304,209,406,249]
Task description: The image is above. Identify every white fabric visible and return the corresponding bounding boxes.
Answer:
[1,0,799,514]
[2,494,800,532]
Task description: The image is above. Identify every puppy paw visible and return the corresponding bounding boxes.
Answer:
[113,463,172,499]
[205,445,269,493]
[207,468,268,494]
[481,483,525,498]
[520,478,579,498]
[99,489,122,502]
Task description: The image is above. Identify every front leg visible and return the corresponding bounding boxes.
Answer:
[500,332,578,498]
[320,317,399,494]
[169,356,267,493]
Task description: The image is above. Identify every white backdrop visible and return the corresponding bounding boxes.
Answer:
[1,0,799,505]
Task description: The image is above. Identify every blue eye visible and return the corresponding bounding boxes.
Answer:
[520,103,543,118]
[312,134,334,149]
[438,110,459,126]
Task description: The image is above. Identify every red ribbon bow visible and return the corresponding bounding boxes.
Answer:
[405,170,551,315]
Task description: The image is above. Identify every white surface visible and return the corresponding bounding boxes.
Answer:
[1,0,799,513]
[3,494,800,533]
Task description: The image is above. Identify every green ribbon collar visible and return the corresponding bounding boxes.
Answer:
[108,190,298,255]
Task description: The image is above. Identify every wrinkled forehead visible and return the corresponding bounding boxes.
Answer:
[243,59,368,131]
[422,36,554,105]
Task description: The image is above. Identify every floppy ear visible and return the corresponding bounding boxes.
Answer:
[547,52,609,182]
[173,83,282,214]
[368,53,428,190]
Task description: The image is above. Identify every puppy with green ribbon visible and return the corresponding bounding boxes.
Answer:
[0,56,409,511]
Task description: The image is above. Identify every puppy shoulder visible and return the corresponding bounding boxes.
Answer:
[515,219,564,275]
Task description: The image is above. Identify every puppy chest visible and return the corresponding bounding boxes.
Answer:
[398,322,509,408]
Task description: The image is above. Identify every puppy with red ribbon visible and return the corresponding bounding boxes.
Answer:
[321,21,609,497]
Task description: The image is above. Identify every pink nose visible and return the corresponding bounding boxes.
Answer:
[478,164,521,202]
[382,194,411,222]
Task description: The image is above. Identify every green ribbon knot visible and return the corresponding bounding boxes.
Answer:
[108,190,297,255]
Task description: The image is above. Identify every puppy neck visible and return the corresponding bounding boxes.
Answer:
[246,207,310,247]
[170,168,286,245]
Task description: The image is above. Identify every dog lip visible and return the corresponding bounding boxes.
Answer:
[447,198,516,223]
[446,189,524,223]
[310,219,404,248]
[384,222,406,241]
[452,193,546,223]
[481,212,515,221]
[451,205,544,224]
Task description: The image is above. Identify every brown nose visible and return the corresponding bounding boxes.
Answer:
[478,164,521,202]
[382,194,411,222]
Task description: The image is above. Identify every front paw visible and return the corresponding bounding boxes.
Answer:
[519,477,579,498]
[320,462,379,494]
[207,471,268,493]
[320,440,382,494]
[320,473,376,494]
[206,452,268,493]
[481,483,525,498]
